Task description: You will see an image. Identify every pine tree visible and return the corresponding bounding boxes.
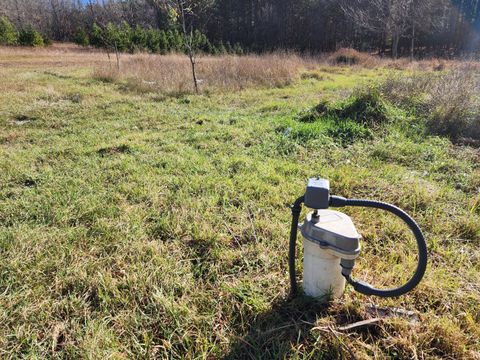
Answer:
[132,26,148,52]
[146,28,161,53]
[0,16,18,45]
[19,26,44,47]
[90,24,104,48]
[74,28,90,47]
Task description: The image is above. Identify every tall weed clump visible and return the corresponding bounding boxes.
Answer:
[305,69,480,145]
[424,71,479,141]
[381,70,480,143]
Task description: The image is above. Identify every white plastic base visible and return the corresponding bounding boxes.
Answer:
[303,237,346,300]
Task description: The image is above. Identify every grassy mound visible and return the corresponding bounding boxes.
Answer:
[292,87,390,144]
[299,87,390,127]
[327,48,380,68]
[335,87,390,127]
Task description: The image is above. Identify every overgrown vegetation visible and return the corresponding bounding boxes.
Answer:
[380,70,480,143]
[297,68,480,146]
[0,48,479,358]
[94,52,313,94]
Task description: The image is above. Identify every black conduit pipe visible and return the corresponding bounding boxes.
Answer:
[330,196,428,297]
[289,196,304,297]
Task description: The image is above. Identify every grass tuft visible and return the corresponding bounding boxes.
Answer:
[97,144,133,157]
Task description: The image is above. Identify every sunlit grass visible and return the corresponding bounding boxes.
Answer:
[0,47,479,359]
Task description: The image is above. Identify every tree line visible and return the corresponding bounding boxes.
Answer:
[1,0,479,58]
[77,22,244,55]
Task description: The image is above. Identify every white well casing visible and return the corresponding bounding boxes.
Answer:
[300,210,361,301]
[303,238,346,299]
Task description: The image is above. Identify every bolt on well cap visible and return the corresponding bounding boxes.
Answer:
[301,210,361,260]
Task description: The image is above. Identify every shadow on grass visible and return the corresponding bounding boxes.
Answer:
[224,296,344,359]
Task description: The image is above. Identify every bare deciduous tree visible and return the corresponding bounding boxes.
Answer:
[408,0,446,60]
[150,0,213,94]
[342,0,413,58]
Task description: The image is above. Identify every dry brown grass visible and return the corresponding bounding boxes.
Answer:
[327,47,480,72]
[327,48,382,68]
[2,43,479,96]
[94,52,317,95]
[380,68,480,141]
[0,43,109,68]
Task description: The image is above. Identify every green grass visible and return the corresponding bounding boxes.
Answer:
[0,64,479,359]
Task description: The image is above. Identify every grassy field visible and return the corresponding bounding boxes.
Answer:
[0,45,479,359]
